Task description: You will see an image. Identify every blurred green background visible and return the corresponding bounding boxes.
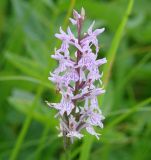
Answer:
[0,0,151,159]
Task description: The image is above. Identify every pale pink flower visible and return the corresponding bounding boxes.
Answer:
[86,126,101,140]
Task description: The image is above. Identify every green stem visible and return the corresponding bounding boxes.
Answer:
[65,145,71,160]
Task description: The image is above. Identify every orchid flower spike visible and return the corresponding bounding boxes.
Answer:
[47,8,107,145]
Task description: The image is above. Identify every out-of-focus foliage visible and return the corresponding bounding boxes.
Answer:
[0,0,151,160]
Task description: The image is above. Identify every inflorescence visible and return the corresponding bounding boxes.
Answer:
[46,8,107,144]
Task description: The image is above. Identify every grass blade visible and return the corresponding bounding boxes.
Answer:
[9,86,43,160]
[0,75,53,89]
[103,0,134,87]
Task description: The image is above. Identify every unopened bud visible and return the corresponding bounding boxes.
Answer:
[81,7,85,20]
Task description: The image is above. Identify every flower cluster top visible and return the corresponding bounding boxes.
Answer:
[47,8,107,143]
